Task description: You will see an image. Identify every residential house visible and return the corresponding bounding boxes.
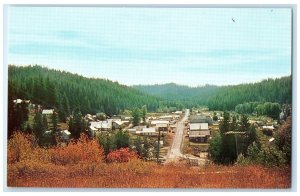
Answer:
[136,127,157,136]
[151,120,169,132]
[90,121,111,132]
[42,109,54,115]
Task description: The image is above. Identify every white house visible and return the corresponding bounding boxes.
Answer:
[13,99,23,104]
[262,125,275,130]
[42,109,54,115]
[136,127,157,136]
[90,121,111,131]
[174,111,183,114]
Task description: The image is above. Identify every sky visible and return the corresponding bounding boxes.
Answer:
[7,7,292,87]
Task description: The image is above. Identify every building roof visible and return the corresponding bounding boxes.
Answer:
[62,130,71,135]
[160,115,173,119]
[189,123,208,130]
[156,123,168,128]
[174,111,183,114]
[113,120,123,126]
[42,109,54,115]
[151,120,169,125]
[142,127,156,133]
[189,123,201,130]
[13,99,23,104]
[262,125,275,130]
[199,123,208,130]
[90,121,110,129]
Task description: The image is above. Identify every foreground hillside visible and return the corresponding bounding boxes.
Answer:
[7,132,290,188]
[8,162,290,188]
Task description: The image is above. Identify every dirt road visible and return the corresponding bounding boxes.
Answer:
[166,109,189,160]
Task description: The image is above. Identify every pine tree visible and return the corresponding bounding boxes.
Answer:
[42,114,48,130]
[141,105,147,123]
[52,112,58,132]
[132,108,141,126]
[69,112,85,139]
[33,112,45,139]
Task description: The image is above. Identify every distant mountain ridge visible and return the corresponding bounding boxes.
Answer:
[132,83,220,101]
[132,75,292,110]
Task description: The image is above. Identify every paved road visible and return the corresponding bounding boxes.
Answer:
[167,109,189,160]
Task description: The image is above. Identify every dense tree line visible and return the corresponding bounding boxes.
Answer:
[8,65,162,121]
[133,83,219,101]
[235,102,281,119]
[207,76,292,111]
[133,76,291,111]
[133,83,219,106]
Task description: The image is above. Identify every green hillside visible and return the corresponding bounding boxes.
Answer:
[8,65,161,118]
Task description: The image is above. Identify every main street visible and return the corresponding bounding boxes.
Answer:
[166,109,189,160]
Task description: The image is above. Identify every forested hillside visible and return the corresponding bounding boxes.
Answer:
[207,76,292,111]
[133,83,219,101]
[133,76,292,111]
[8,65,161,118]
[9,65,292,119]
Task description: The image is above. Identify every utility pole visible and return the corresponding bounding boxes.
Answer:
[157,128,161,163]
[235,133,238,158]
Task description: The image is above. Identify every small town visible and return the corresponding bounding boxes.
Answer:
[10,98,291,167]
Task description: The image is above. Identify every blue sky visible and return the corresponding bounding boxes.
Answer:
[7,7,291,86]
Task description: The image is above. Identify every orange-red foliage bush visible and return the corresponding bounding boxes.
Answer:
[7,132,37,164]
[107,148,138,163]
[49,134,104,165]
[7,132,291,188]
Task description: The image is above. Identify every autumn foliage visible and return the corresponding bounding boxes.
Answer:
[107,148,138,163]
[49,134,104,165]
[7,132,291,188]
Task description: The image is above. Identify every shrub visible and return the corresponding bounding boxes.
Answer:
[107,148,138,163]
[7,132,36,164]
[49,134,104,165]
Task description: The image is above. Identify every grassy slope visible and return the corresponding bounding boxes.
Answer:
[8,161,290,188]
